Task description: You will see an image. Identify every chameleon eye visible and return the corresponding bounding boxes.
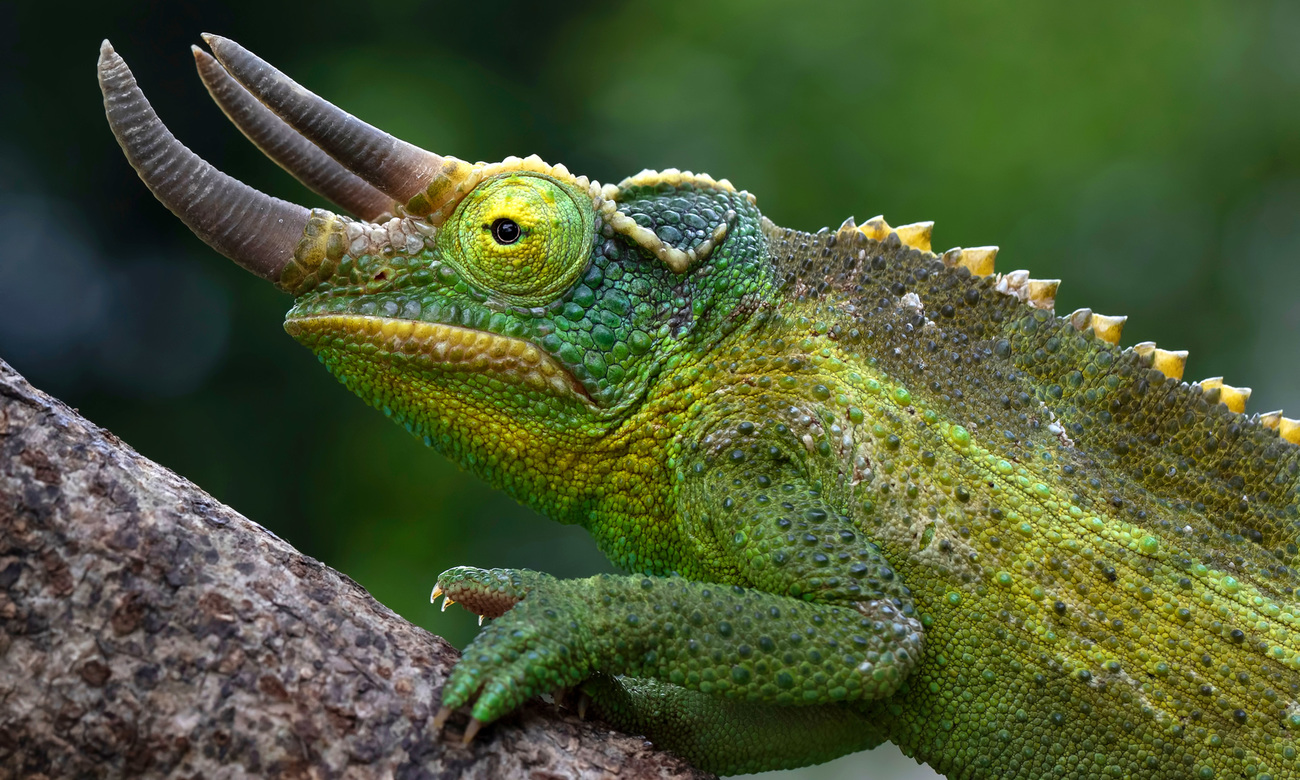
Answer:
[491,218,522,245]
[439,173,594,306]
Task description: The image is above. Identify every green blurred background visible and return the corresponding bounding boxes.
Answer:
[3,2,1300,777]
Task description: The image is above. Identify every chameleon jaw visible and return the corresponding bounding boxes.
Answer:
[284,315,594,406]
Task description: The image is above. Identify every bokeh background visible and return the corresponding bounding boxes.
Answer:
[4,2,1300,777]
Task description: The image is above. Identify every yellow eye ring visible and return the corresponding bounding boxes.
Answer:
[438,173,594,306]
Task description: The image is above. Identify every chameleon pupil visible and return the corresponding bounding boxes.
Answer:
[491,218,521,245]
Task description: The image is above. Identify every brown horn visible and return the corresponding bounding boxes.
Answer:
[98,40,309,283]
[202,33,443,205]
[192,47,396,222]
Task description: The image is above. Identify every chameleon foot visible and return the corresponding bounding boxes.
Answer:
[438,569,592,726]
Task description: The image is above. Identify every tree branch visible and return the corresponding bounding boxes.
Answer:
[0,359,711,780]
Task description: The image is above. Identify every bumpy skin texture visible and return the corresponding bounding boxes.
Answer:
[274,162,1300,779]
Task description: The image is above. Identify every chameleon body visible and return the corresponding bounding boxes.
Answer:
[99,36,1300,778]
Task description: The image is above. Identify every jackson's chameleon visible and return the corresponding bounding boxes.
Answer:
[98,35,1300,778]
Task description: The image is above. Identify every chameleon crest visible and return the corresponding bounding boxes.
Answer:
[102,36,1300,779]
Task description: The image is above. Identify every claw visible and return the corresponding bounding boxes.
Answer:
[433,705,453,732]
[462,717,483,745]
[430,585,443,604]
[441,596,456,612]
[577,692,591,720]
[552,687,571,708]
[478,614,486,626]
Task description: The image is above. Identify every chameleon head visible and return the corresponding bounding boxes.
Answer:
[98,35,768,505]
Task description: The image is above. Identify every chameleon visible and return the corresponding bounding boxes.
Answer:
[97,34,1300,779]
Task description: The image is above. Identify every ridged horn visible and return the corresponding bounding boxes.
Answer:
[192,47,396,222]
[99,40,308,283]
[203,33,455,206]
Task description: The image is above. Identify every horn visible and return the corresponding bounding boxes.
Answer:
[202,33,449,205]
[192,47,396,222]
[98,40,309,283]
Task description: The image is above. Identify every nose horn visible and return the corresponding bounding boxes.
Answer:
[192,46,397,222]
[98,39,310,283]
[202,33,451,207]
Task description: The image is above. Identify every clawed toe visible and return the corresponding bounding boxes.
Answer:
[461,717,483,745]
[551,686,571,708]
[433,705,453,732]
[433,706,484,746]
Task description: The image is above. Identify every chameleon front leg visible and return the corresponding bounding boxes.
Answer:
[433,587,886,775]
[433,419,923,773]
[432,567,914,772]
[433,567,919,712]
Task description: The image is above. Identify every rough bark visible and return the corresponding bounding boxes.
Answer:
[0,359,711,780]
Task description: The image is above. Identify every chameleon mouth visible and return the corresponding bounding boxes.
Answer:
[284,315,594,405]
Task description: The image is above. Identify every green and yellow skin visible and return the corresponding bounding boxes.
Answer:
[286,166,1300,778]
[103,38,1300,779]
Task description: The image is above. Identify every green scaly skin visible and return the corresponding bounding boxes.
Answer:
[276,163,1300,778]
[95,70,1294,770]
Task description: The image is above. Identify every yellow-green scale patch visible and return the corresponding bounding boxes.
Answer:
[753,221,1300,777]
[701,280,1298,777]
[279,161,1300,777]
[808,341,1300,779]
